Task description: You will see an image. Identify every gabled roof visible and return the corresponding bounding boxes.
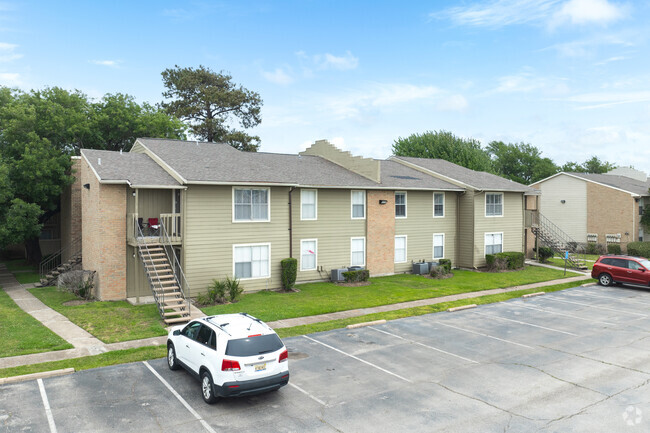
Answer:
[133,138,463,190]
[390,156,539,194]
[531,172,650,197]
[81,149,182,188]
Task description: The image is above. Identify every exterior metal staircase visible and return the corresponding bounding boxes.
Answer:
[136,222,191,325]
[37,237,82,287]
[527,211,588,271]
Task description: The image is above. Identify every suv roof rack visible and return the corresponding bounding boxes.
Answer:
[205,316,232,336]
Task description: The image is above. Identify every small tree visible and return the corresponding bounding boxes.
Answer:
[281,258,297,291]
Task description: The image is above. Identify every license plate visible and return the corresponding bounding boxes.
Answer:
[254,363,266,372]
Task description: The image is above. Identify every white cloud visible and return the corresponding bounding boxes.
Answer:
[433,0,627,28]
[542,33,633,57]
[90,60,121,68]
[553,0,627,26]
[0,72,21,85]
[437,94,469,111]
[433,0,560,27]
[565,90,650,109]
[261,67,293,85]
[487,69,570,96]
[297,50,359,71]
[594,55,626,65]
[0,42,22,62]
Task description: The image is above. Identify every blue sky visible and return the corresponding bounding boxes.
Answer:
[2,0,650,174]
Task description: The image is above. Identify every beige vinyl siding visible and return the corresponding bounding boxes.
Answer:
[182,185,290,294]
[538,174,587,243]
[457,190,475,268]
[126,245,151,297]
[292,188,367,281]
[394,191,457,273]
[130,141,146,154]
[473,192,524,268]
[138,189,173,221]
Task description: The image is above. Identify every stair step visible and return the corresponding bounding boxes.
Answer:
[162,299,186,306]
[163,309,188,317]
[154,287,182,294]
[142,258,167,263]
[144,253,166,258]
[164,316,191,324]
[51,271,60,276]
[155,285,180,292]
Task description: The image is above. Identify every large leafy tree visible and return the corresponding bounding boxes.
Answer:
[487,141,558,184]
[561,156,616,174]
[0,86,185,262]
[392,130,494,172]
[161,65,262,151]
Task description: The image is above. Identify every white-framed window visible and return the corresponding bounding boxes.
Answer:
[351,190,366,219]
[433,192,445,218]
[233,243,270,279]
[350,237,366,266]
[395,235,407,263]
[395,192,407,218]
[233,187,270,222]
[301,189,317,220]
[300,239,317,271]
[433,233,445,259]
[485,232,503,256]
[485,193,503,217]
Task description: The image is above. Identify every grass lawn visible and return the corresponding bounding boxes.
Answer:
[276,280,595,338]
[28,287,169,344]
[547,257,594,271]
[202,265,576,322]
[0,346,166,378]
[1,259,37,272]
[14,272,42,284]
[0,289,73,358]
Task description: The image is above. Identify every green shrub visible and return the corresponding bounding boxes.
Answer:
[534,246,554,263]
[280,258,298,291]
[342,269,369,283]
[607,243,622,255]
[487,252,524,271]
[586,242,606,255]
[429,259,452,278]
[438,259,452,273]
[225,276,243,302]
[626,241,650,258]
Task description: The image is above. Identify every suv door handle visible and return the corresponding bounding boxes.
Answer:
[201,353,205,356]
[186,345,190,348]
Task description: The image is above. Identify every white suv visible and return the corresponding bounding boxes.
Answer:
[166,313,290,403]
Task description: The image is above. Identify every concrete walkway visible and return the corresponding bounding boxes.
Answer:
[0,262,593,370]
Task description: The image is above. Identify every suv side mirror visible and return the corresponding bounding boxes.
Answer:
[173,330,181,336]
[639,267,646,272]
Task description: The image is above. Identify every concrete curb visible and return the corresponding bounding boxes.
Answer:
[0,368,75,385]
[522,292,545,298]
[448,304,477,312]
[346,319,386,329]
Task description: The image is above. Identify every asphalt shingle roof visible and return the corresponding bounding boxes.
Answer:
[81,149,181,187]
[136,138,463,190]
[565,172,650,196]
[391,156,538,193]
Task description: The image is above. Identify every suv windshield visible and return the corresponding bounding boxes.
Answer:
[640,259,650,269]
[225,334,284,357]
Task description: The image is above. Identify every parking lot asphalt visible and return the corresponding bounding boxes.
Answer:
[2,284,649,433]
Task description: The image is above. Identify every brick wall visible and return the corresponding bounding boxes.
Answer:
[60,157,82,262]
[366,190,395,276]
[586,182,637,250]
[80,157,127,300]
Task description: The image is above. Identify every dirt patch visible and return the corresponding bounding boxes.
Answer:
[336,281,371,287]
[424,272,454,280]
[62,299,91,306]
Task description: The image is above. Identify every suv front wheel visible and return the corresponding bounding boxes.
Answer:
[201,371,218,404]
[167,344,180,371]
[598,273,613,287]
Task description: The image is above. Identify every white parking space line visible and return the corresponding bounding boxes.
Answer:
[543,298,647,317]
[566,291,650,307]
[473,312,578,336]
[433,321,533,349]
[513,303,617,326]
[143,361,217,433]
[367,326,479,363]
[302,335,413,383]
[37,378,57,433]
[288,382,327,407]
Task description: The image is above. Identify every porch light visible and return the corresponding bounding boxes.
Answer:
[379,200,388,205]
[83,183,90,190]
[560,200,566,204]
[132,191,136,197]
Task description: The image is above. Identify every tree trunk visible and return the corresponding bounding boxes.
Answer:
[25,237,43,265]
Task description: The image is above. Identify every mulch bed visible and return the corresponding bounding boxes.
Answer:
[336,281,371,287]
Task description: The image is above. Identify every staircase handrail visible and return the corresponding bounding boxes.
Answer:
[530,211,587,270]
[135,223,167,317]
[39,236,81,277]
[159,220,191,315]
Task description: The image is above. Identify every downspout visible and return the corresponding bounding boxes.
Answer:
[456,191,462,268]
[288,187,296,258]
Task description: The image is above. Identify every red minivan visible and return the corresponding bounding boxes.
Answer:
[592,255,650,287]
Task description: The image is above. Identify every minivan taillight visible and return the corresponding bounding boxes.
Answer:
[221,359,241,371]
[278,349,288,363]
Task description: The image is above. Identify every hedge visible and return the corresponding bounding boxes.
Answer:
[342,269,369,283]
[626,242,650,258]
[280,258,297,290]
[486,252,525,271]
[533,246,553,262]
[607,243,622,255]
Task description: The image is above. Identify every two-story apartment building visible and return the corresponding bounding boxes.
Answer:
[62,138,536,303]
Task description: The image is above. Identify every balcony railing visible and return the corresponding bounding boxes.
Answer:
[127,213,182,244]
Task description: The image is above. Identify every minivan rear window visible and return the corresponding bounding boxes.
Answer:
[225,334,284,356]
